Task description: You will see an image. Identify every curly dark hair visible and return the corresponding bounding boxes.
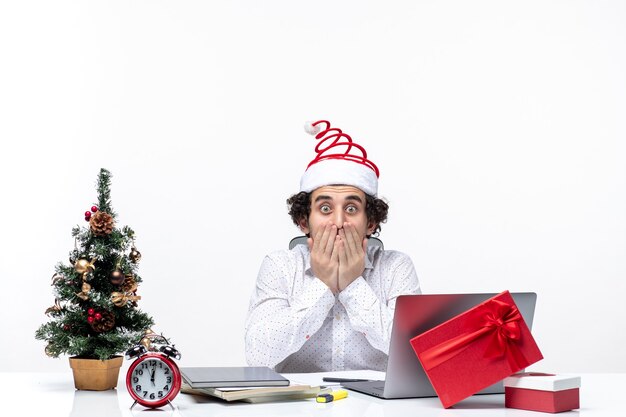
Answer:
[287,191,389,237]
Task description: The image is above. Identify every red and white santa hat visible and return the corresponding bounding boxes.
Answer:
[299,120,379,196]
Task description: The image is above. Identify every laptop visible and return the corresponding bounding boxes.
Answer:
[342,292,537,399]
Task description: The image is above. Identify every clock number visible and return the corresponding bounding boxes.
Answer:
[135,369,143,376]
[164,384,169,392]
[164,368,170,374]
[133,377,139,383]
[158,391,164,398]
[135,384,142,392]
[150,393,156,400]
[143,391,148,398]
[166,376,172,383]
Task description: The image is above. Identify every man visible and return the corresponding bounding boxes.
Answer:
[245,120,421,372]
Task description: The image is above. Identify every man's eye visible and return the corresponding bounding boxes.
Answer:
[320,205,331,213]
[346,206,358,214]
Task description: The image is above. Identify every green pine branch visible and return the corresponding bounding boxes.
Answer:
[95,168,116,218]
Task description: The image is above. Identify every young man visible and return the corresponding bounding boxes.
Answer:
[245,120,421,372]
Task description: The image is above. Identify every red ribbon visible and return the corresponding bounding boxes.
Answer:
[419,298,528,371]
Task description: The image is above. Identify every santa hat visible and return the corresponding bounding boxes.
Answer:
[299,120,379,196]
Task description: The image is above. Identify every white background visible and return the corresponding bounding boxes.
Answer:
[1,1,624,373]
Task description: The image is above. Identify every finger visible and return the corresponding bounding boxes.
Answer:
[324,225,338,256]
[317,223,332,254]
[338,227,353,259]
[334,235,345,264]
[362,237,368,253]
[307,237,314,252]
[311,225,324,253]
[345,223,361,255]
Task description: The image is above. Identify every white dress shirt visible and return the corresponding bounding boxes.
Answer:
[245,244,421,373]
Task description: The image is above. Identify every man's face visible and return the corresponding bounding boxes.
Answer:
[299,185,376,240]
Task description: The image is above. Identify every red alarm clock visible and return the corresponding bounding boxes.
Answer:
[125,343,182,409]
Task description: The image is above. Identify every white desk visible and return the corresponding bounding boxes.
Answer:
[4,372,622,416]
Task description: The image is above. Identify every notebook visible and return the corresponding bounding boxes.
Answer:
[341,292,537,399]
[181,382,327,402]
[180,366,289,389]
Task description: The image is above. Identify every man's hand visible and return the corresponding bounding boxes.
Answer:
[308,223,340,293]
[337,222,367,291]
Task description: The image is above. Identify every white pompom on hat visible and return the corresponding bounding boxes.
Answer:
[299,120,379,196]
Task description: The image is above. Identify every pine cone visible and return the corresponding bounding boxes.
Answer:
[122,275,137,293]
[91,310,115,333]
[89,211,114,236]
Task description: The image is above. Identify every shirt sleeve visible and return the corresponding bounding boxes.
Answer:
[337,252,421,354]
[244,253,336,369]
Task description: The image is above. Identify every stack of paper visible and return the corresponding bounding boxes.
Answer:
[179,366,329,403]
[181,382,330,403]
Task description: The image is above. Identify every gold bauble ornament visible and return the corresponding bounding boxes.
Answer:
[74,258,95,274]
[129,247,142,263]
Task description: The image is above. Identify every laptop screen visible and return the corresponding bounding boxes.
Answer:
[383,292,537,398]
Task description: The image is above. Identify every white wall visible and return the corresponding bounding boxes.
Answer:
[1,1,624,373]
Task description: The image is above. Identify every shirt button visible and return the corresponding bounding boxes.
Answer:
[335,314,341,321]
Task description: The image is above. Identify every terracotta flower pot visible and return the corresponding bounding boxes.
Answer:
[69,356,123,391]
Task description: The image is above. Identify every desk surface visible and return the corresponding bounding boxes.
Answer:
[3,371,622,416]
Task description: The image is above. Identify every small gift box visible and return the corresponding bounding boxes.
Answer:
[409,290,543,408]
[504,372,581,413]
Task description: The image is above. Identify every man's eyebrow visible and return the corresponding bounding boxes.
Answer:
[313,194,363,204]
[314,195,333,203]
[345,195,363,203]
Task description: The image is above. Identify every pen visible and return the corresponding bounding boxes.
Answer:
[322,377,371,383]
[316,389,349,403]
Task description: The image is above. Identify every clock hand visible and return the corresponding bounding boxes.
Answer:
[150,368,156,385]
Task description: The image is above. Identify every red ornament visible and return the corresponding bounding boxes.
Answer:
[94,312,102,321]
[84,206,97,221]
[87,316,94,324]
[87,308,95,316]
[63,324,71,331]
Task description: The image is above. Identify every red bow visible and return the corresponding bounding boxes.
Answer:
[419,299,527,371]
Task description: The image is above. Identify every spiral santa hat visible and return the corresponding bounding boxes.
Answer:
[299,120,379,196]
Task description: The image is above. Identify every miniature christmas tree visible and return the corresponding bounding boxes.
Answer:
[36,168,154,360]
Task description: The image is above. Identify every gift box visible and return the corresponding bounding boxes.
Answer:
[504,372,581,413]
[409,290,543,408]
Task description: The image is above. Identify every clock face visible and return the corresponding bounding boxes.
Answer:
[126,353,181,408]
